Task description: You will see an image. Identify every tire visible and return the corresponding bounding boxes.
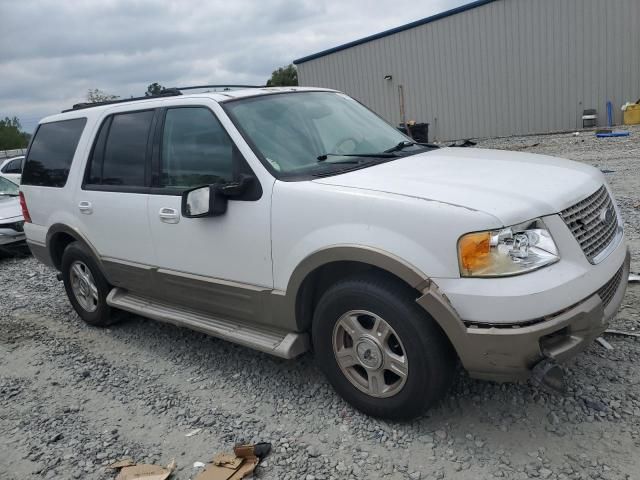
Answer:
[61,241,114,327]
[312,274,456,420]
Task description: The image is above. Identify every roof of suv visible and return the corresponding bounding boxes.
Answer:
[40,86,337,125]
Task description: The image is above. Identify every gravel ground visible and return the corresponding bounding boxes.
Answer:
[1,127,639,480]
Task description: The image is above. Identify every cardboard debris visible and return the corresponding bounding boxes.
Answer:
[213,453,243,469]
[110,459,136,469]
[194,443,270,480]
[596,336,614,351]
[112,459,176,480]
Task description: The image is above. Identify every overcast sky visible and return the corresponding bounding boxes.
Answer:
[0,0,466,132]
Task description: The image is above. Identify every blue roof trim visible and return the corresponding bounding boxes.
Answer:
[293,0,498,65]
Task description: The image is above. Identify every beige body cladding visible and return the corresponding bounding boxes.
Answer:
[28,229,631,382]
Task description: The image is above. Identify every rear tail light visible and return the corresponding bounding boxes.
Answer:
[19,191,32,223]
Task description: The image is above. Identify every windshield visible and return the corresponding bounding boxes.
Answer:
[224,91,416,178]
[0,176,19,196]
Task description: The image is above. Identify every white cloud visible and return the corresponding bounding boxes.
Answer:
[0,0,467,131]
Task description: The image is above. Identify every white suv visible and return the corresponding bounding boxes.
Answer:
[21,87,629,419]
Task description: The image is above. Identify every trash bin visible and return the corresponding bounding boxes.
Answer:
[623,104,640,125]
[410,123,429,143]
[397,123,430,143]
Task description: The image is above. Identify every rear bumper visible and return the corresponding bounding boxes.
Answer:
[418,249,630,382]
[0,232,26,246]
[26,240,55,267]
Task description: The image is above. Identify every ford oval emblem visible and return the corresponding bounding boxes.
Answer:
[599,206,615,225]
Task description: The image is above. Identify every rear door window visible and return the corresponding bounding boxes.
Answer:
[22,118,87,187]
[86,110,154,187]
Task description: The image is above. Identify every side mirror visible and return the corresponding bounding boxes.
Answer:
[181,175,256,218]
[181,184,228,218]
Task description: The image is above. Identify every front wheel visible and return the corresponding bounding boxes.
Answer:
[312,274,456,420]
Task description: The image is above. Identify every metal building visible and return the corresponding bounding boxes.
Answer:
[294,0,640,141]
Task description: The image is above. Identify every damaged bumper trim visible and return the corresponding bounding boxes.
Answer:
[417,249,630,382]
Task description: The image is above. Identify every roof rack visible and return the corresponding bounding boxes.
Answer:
[62,85,266,112]
[63,88,182,112]
[176,84,266,91]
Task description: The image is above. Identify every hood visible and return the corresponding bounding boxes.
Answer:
[313,147,604,226]
[0,196,22,222]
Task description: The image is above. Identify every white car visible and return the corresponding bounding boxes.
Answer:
[0,176,26,250]
[0,155,25,184]
[20,87,629,419]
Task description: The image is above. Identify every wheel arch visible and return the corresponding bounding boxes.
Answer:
[285,245,431,333]
[46,223,103,272]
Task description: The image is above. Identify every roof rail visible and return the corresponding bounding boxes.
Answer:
[62,88,182,112]
[61,85,266,113]
[175,84,266,91]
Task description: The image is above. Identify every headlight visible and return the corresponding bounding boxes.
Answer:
[458,218,559,277]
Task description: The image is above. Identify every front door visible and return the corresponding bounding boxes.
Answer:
[146,104,273,324]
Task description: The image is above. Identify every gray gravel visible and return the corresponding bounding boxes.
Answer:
[1,127,640,480]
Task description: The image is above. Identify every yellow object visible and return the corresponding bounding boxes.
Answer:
[458,232,491,274]
[624,104,640,125]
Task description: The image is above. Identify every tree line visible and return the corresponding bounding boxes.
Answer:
[0,117,31,150]
[86,64,298,102]
[1,64,298,150]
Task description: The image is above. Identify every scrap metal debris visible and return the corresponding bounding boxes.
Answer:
[195,442,271,480]
[596,337,614,351]
[448,139,477,148]
[596,131,630,138]
[110,459,176,480]
[605,329,640,339]
[510,143,540,150]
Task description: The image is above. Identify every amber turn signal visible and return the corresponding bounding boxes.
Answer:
[458,231,491,274]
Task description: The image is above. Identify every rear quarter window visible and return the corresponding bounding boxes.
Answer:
[22,118,87,188]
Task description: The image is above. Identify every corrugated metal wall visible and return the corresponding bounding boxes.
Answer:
[297,0,640,141]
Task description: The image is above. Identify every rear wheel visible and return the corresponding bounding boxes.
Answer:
[61,241,114,327]
[312,274,455,420]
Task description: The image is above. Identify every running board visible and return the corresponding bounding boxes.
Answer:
[106,288,309,359]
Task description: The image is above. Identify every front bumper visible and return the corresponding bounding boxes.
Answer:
[417,249,630,382]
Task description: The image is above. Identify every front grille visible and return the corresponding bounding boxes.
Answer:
[561,185,619,263]
[597,264,624,309]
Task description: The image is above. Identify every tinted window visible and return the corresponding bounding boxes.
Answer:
[6,159,21,173]
[88,110,154,187]
[161,107,234,188]
[22,118,86,187]
[2,159,21,173]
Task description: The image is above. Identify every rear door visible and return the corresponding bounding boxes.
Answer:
[75,109,157,294]
[146,102,273,323]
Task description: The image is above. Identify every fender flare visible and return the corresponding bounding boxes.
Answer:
[46,223,104,272]
[276,245,432,331]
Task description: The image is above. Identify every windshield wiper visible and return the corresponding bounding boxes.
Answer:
[317,152,397,162]
[384,140,440,153]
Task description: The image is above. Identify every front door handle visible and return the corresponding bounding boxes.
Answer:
[78,201,93,215]
[159,207,180,224]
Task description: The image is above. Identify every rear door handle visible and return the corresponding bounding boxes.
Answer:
[78,201,93,214]
[159,207,180,224]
